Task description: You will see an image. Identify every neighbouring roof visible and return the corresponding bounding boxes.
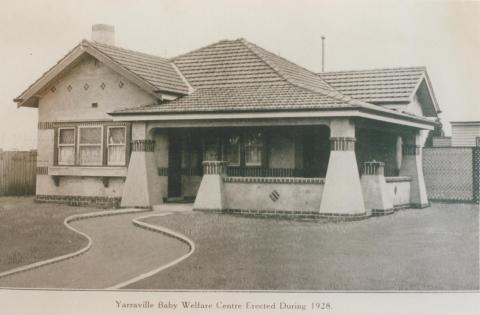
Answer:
[450,121,480,126]
[318,67,440,110]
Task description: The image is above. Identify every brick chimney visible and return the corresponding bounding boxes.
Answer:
[91,24,115,46]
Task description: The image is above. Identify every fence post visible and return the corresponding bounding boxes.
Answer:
[473,147,480,203]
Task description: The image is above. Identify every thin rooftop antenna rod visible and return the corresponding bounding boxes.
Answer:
[321,35,326,72]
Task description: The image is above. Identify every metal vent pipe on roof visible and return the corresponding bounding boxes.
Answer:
[321,35,326,72]
[91,24,115,46]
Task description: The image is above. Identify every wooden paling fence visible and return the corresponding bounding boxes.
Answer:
[0,151,37,196]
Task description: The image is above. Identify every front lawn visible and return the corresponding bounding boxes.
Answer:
[128,203,479,290]
[0,196,102,273]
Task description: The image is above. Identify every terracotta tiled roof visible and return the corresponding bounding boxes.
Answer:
[172,38,334,93]
[114,82,358,114]
[241,40,334,93]
[90,41,190,95]
[318,67,426,103]
[115,39,366,114]
[108,39,437,123]
[171,39,284,88]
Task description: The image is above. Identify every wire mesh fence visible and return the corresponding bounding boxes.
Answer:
[423,147,479,203]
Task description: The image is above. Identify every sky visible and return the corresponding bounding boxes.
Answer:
[0,0,479,150]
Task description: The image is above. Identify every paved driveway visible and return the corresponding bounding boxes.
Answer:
[0,206,191,289]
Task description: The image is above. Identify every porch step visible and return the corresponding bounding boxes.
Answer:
[163,196,195,203]
[153,203,193,212]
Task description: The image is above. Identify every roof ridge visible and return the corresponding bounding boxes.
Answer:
[83,40,159,91]
[319,66,427,75]
[239,39,290,84]
[84,40,189,95]
[239,39,368,107]
[87,40,170,62]
[241,39,337,92]
[169,38,238,62]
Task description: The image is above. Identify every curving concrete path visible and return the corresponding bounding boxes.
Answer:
[0,204,192,289]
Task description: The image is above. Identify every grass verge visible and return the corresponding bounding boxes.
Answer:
[127,203,479,290]
[0,196,102,273]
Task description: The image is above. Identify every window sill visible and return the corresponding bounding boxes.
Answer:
[49,166,127,177]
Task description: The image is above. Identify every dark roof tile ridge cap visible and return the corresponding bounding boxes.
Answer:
[239,39,367,107]
[169,38,238,62]
[170,62,194,94]
[87,40,171,62]
[240,39,354,99]
[319,66,427,75]
[240,39,338,90]
[239,39,290,83]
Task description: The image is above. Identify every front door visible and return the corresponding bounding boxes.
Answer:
[302,126,330,177]
[168,134,182,198]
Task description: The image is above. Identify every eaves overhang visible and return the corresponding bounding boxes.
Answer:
[109,106,437,130]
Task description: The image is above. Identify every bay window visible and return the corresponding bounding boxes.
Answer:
[55,124,128,167]
[78,126,103,165]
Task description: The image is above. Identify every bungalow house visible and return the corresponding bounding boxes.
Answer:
[15,25,440,217]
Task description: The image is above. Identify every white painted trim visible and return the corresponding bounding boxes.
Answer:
[356,111,435,130]
[112,109,358,121]
[408,72,440,114]
[113,109,435,130]
[48,166,127,177]
[15,44,86,107]
[408,73,425,103]
[422,71,441,113]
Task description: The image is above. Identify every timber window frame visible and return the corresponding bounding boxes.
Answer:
[107,126,127,166]
[57,127,76,165]
[215,129,266,168]
[244,131,265,167]
[224,134,241,166]
[77,126,104,166]
[53,122,131,167]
